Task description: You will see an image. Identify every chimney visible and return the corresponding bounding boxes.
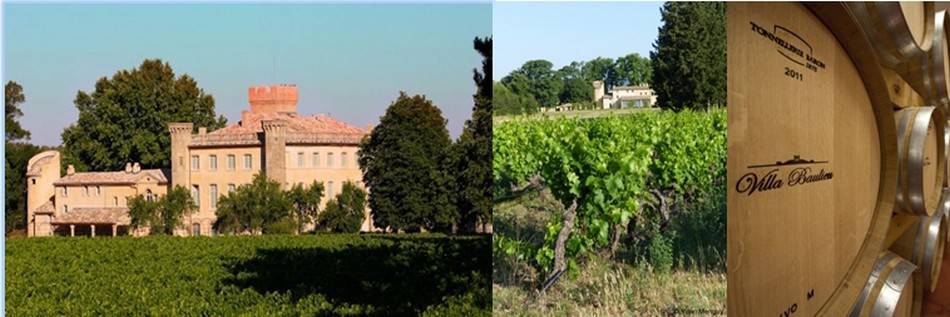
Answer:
[125,163,132,173]
[248,85,299,114]
[67,165,75,175]
[199,127,207,135]
[132,163,141,173]
[241,110,251,127]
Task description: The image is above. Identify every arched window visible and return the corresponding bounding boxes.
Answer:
[192,223,201,236]
[113,196,118,206]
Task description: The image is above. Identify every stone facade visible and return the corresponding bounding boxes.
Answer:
[594,81,658,109]
[27,85,372,237]
[27,159,168,237]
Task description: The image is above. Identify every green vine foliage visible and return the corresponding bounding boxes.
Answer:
[493,109,726,274]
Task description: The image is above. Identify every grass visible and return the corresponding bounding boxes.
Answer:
[492,256,726,316]
[493,187,727,316]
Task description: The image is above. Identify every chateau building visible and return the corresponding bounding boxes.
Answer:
[26,85,372,237]
[593,80,658,109]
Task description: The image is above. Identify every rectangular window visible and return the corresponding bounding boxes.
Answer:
[96,186,101,196]
[328,181,334,198]
[192,185,200,208]
[210,184,218,209]
[209,155,217,171]
[298,152,304,167]
[227,155,235,171]
[84,186,89,197]
[63,204,68,213]
[192,155,200,170]
[328,153,334,167]
[244,154,252,170]
[313,152,320,167]
[63,187,68,197]
[342,152,348,168]
[228,184,235,193]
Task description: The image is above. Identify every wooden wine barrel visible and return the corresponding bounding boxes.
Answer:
[944,121,950,187]
[895,106,946,216]
[728,3,897,316]
[850,251,917,317]
[850,2,935,67]
[922,240,950,315]
[890,204,947,293]
[897,11,950,108]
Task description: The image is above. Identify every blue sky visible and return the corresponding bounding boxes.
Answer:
[493,2,663,81]
[3,3,491,146]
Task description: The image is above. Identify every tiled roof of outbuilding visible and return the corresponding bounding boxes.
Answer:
[35,201,55,214]
[53,169,169,186]
[51,207,130,225]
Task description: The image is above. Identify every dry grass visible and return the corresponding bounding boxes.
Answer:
[493,186,726,316]
[493,257,726,316]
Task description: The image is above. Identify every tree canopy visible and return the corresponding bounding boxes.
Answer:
[496,52,652,115]
[651,2,726,111]
[61,59,227,172]
[4,81,47,234]
[615,53,653,87]
[128,185,197,235]
[287,181,325,234]
[358,92,454,233]
[449,36,493,233]
[214,172,294,235]
[5,142,45,234]
[6,81,30,142]
[318,180,367,233]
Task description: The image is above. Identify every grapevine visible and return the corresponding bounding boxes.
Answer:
[493,109,726,277]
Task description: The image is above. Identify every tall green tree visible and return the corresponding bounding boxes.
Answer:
[127,185,197,235]
[615,53,653,86]
[5,143,44,233]
[651,2,726,111]
[494,83,518,116]
[287,181,325,234]
[214,172,294,234]
[318,180,367,233]
[556,61,585,80]
[560,78,594,105]
[5,81,42,233]
[127,195,160,233]
[6,81,30,142]
[510,60,562,108]
[448,36,493,234]
[358,93,454,233]
[61,59,227,172]
[582,57,618,89]
[498,72,540,115]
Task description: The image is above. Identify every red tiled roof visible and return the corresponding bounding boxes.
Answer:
[51,207,130,225]
[35,201,55,214]
[190,112,368,147]
[612,85,653,91]
[53,169,169,186]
